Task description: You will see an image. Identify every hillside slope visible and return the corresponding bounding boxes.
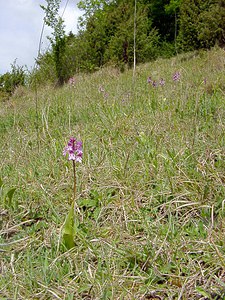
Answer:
[0,47,225,299]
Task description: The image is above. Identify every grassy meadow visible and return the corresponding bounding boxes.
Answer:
[0,47,225,299]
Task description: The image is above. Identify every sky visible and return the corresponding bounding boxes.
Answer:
[0,0,83,75]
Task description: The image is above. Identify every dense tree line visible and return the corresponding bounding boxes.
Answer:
[47,0,224,82]
[1,0,224,92]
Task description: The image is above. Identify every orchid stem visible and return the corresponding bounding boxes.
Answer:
[72,160,76,201]
[72,160,81,217]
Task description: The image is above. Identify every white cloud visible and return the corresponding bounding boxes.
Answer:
[0,0,83,74]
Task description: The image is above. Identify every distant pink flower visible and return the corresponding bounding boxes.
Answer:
[147,77,152,84]
[63,137,83,162]
[68,77,76,86]
[152,80,157,87]
[159,78,165,86]
[173,71,181,81]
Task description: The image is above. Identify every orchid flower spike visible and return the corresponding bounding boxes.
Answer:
[63,137,83,163]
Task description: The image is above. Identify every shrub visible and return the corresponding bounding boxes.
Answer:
[178,0,225,51]
[0,61,26,97]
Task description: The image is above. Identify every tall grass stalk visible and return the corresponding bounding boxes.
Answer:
[133,0,137,81]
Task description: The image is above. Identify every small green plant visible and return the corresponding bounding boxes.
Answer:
[62,137,83,249]
[0,177,17,209]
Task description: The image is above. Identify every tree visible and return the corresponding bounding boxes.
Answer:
[76,0,160,70]
[165,0,182,52]
[41,0,66,85]
[0,60,26,96]
[197,0,225,48]
[178,0,225,51]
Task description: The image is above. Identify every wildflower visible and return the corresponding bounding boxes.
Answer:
[63,137,83,162]
[152,80,157,87]
[159,78,165,86]
[147,76,152,84]
[99,85,105,93]
[173,71,181,81]
[68,77,76,86]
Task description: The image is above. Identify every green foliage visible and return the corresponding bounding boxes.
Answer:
[35,0,225,82]
[62,0,161,72]
[41,0,66,85]
[0,61,26,97]
[31,52,57,86]
[0,177,17,209]
[165,0,182,13]
[149,0,177,42]
[62,202,77,249]
[78,0,111,20]
[40,0,61,27]
[104,1,160,66]
[197,1,225,48]
[178,0,225,51]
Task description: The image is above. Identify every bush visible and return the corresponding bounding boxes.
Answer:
[178,0,225,51]
[0,61,26,96]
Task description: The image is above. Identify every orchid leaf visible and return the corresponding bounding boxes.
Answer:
[62,202,79,250]
[6,188,17,208]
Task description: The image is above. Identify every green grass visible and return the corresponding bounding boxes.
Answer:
[0,47,225,299]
